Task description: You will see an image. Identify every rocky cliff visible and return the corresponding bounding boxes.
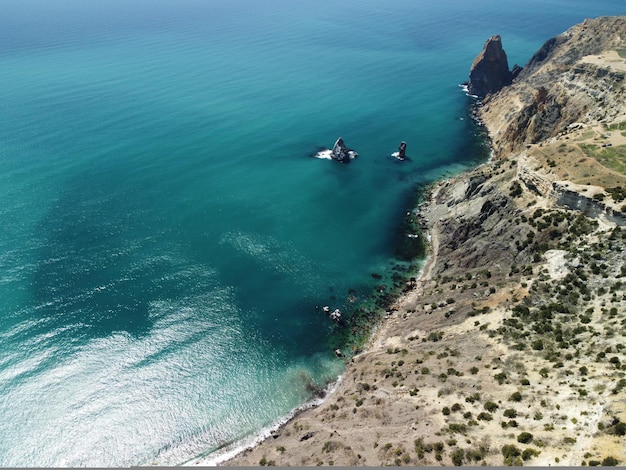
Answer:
[480,16,626,156]
[217,17,626,468]
[468,35,516,98]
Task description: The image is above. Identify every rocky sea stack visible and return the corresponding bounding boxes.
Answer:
[468,35,517,98]
[331,137,358,163]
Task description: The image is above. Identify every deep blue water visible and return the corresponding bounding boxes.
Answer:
[0,0,623,466]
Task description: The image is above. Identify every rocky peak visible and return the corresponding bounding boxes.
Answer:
[330,137,358,163]
[478,16,626,156]
[468,35,514,98]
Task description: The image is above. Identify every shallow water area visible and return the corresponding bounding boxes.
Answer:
[0,0,624,466]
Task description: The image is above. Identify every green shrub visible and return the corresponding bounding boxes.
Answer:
[522,448,540,461]
[465,392,481,404]
[484,401,499,412]
[428,331,444,342]
[517,432,533,443]
[466,446,487,462]
[322,441,341,453]
[612,378,626,394]
[602,456,619,466]
[502,445,521,456]
[510,181,523,198]
[448,423,467,434]
[451,448,465,466]
[607,418,626,436]
[502,444,522,465]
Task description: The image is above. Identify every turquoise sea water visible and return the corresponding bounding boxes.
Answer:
[1,0,623,466]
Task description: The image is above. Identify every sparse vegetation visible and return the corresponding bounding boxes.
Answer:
[226,29,626,467]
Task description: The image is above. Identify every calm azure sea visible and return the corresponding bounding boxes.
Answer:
[0,0,623,466]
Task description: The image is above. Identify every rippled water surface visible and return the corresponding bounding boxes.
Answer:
[0,0,623,465]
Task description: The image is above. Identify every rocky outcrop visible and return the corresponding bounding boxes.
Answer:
[397,141,407,160]
[516,154,553,195]
[552,182,626,226]
[391,141,408,160]
[479,16,626,156]
[517,155,626,226]
[331,137,358,163]
[468,35,515,98]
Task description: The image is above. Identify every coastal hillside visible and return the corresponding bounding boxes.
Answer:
[219,16,626,467]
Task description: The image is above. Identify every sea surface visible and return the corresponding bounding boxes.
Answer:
[0,0,623,466]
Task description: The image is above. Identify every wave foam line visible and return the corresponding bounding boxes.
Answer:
[182,376,344,467]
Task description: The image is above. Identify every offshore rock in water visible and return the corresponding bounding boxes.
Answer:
[330,137,358,163]
[313,137,358,162]
[392,141,407,160]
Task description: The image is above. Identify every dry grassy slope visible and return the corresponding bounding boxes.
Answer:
[218,17,626,468]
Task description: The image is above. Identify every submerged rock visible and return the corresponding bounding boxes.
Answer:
[331,137,358,163]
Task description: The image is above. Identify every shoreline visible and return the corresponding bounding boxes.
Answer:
[213,164,476,467]
[195,91,489,468]
[204,16,626,467]
[183,191,437,466]
[188,249,435,466]
[204,176,450,467]
[185,376,346,467]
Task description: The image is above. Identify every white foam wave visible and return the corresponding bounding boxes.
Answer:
[183,375,344,467]
[458,82,479,99]
[313,149,333,160]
